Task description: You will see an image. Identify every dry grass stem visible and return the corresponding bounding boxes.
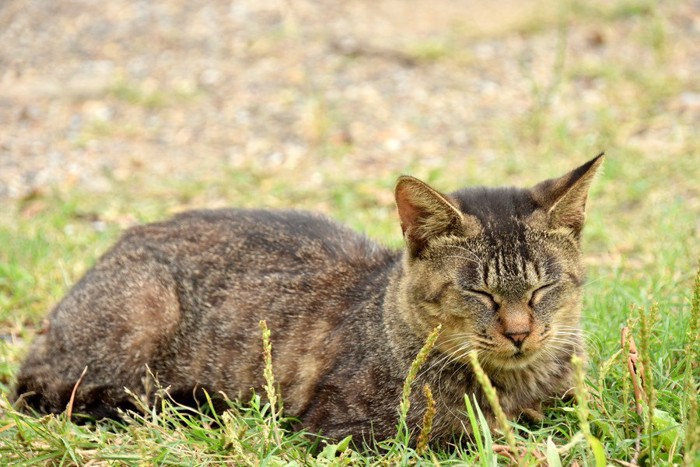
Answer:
[416,384,436,455]
[621,326,645,416]
[398,325,441,428]
[259,320,282,447]
[621,325,644,465]
[66,365,88,420]
[638,304,658,465]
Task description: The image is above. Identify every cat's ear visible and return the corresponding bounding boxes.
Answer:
[395,176,477,258]
[531,153,604,235]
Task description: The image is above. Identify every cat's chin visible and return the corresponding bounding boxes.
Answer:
[485,349,542,370]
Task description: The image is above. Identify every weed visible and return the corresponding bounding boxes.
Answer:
[468,350,516,453]
[393,324,441,456]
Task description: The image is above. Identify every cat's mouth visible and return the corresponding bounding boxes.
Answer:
[485,347,542,370]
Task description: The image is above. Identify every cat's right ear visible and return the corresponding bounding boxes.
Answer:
[395,176,475,258]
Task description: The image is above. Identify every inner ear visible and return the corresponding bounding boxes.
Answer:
[395,176,472,258]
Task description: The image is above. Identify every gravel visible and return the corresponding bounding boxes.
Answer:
[1,0,698,200]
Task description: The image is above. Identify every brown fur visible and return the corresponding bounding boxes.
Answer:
[12,155,603,445]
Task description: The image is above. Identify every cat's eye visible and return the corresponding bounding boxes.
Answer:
[529,283,556,307]
[425,283,450,304]
[465,289,498,310]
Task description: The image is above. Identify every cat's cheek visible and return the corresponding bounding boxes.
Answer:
[420,302,443,317]
[445,307,473,319]
[549,295,583,326]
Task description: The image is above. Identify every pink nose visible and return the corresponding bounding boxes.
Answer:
[504,331,530,349]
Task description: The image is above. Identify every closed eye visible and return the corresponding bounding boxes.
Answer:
[465,289,498,310]
[529,283,556,307]
[425,282,451,304]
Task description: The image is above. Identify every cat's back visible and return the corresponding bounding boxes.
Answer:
[114,208,393,272]
[113,208,402,416]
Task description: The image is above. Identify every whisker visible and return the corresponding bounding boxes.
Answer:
[581,275,610,288]
[417,336,480,379]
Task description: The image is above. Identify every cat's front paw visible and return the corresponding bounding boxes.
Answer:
[519,406,544,423]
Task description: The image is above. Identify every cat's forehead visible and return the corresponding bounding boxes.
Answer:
[449,185,562,249]
[450,186,539,231]
[457,234,553,270]
[435,186,572,289]
[444,224,564,291]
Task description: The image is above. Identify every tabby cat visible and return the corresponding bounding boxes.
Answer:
[13,155,603,445]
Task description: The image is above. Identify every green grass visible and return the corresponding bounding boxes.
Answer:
[2,1,700,465]
[1,155,698,465]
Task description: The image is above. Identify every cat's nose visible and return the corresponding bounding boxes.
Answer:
[504,330,530,349]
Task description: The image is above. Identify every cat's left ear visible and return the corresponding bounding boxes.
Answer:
[531,153,604,235]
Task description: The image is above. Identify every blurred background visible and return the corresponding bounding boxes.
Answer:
[0,0,699,318]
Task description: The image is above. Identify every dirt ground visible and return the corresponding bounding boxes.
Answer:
[0,0,699,200]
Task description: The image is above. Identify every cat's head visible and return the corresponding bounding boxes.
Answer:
[394,155,603,370]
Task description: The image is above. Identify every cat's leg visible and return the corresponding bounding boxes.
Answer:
[519,405,545,423]
[13,258,181,420]
[12,333,84,416]
[13,353,140,420]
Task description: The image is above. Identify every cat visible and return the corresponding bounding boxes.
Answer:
[12,155,603,446]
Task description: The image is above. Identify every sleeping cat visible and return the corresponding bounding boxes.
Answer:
[13,155,603,445]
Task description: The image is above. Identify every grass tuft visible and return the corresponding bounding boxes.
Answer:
[468,350,516,453]
[638,303,658,462]
[572,354,606,467]
[683,265,700,466]
[464,393,496,466]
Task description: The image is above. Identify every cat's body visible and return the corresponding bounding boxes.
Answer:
[13,156,603,445]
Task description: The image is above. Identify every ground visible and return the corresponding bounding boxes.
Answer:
[0,0,699,465]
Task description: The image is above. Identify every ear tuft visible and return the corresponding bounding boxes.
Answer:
[531,153,604,235]
[395,176,467,258]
